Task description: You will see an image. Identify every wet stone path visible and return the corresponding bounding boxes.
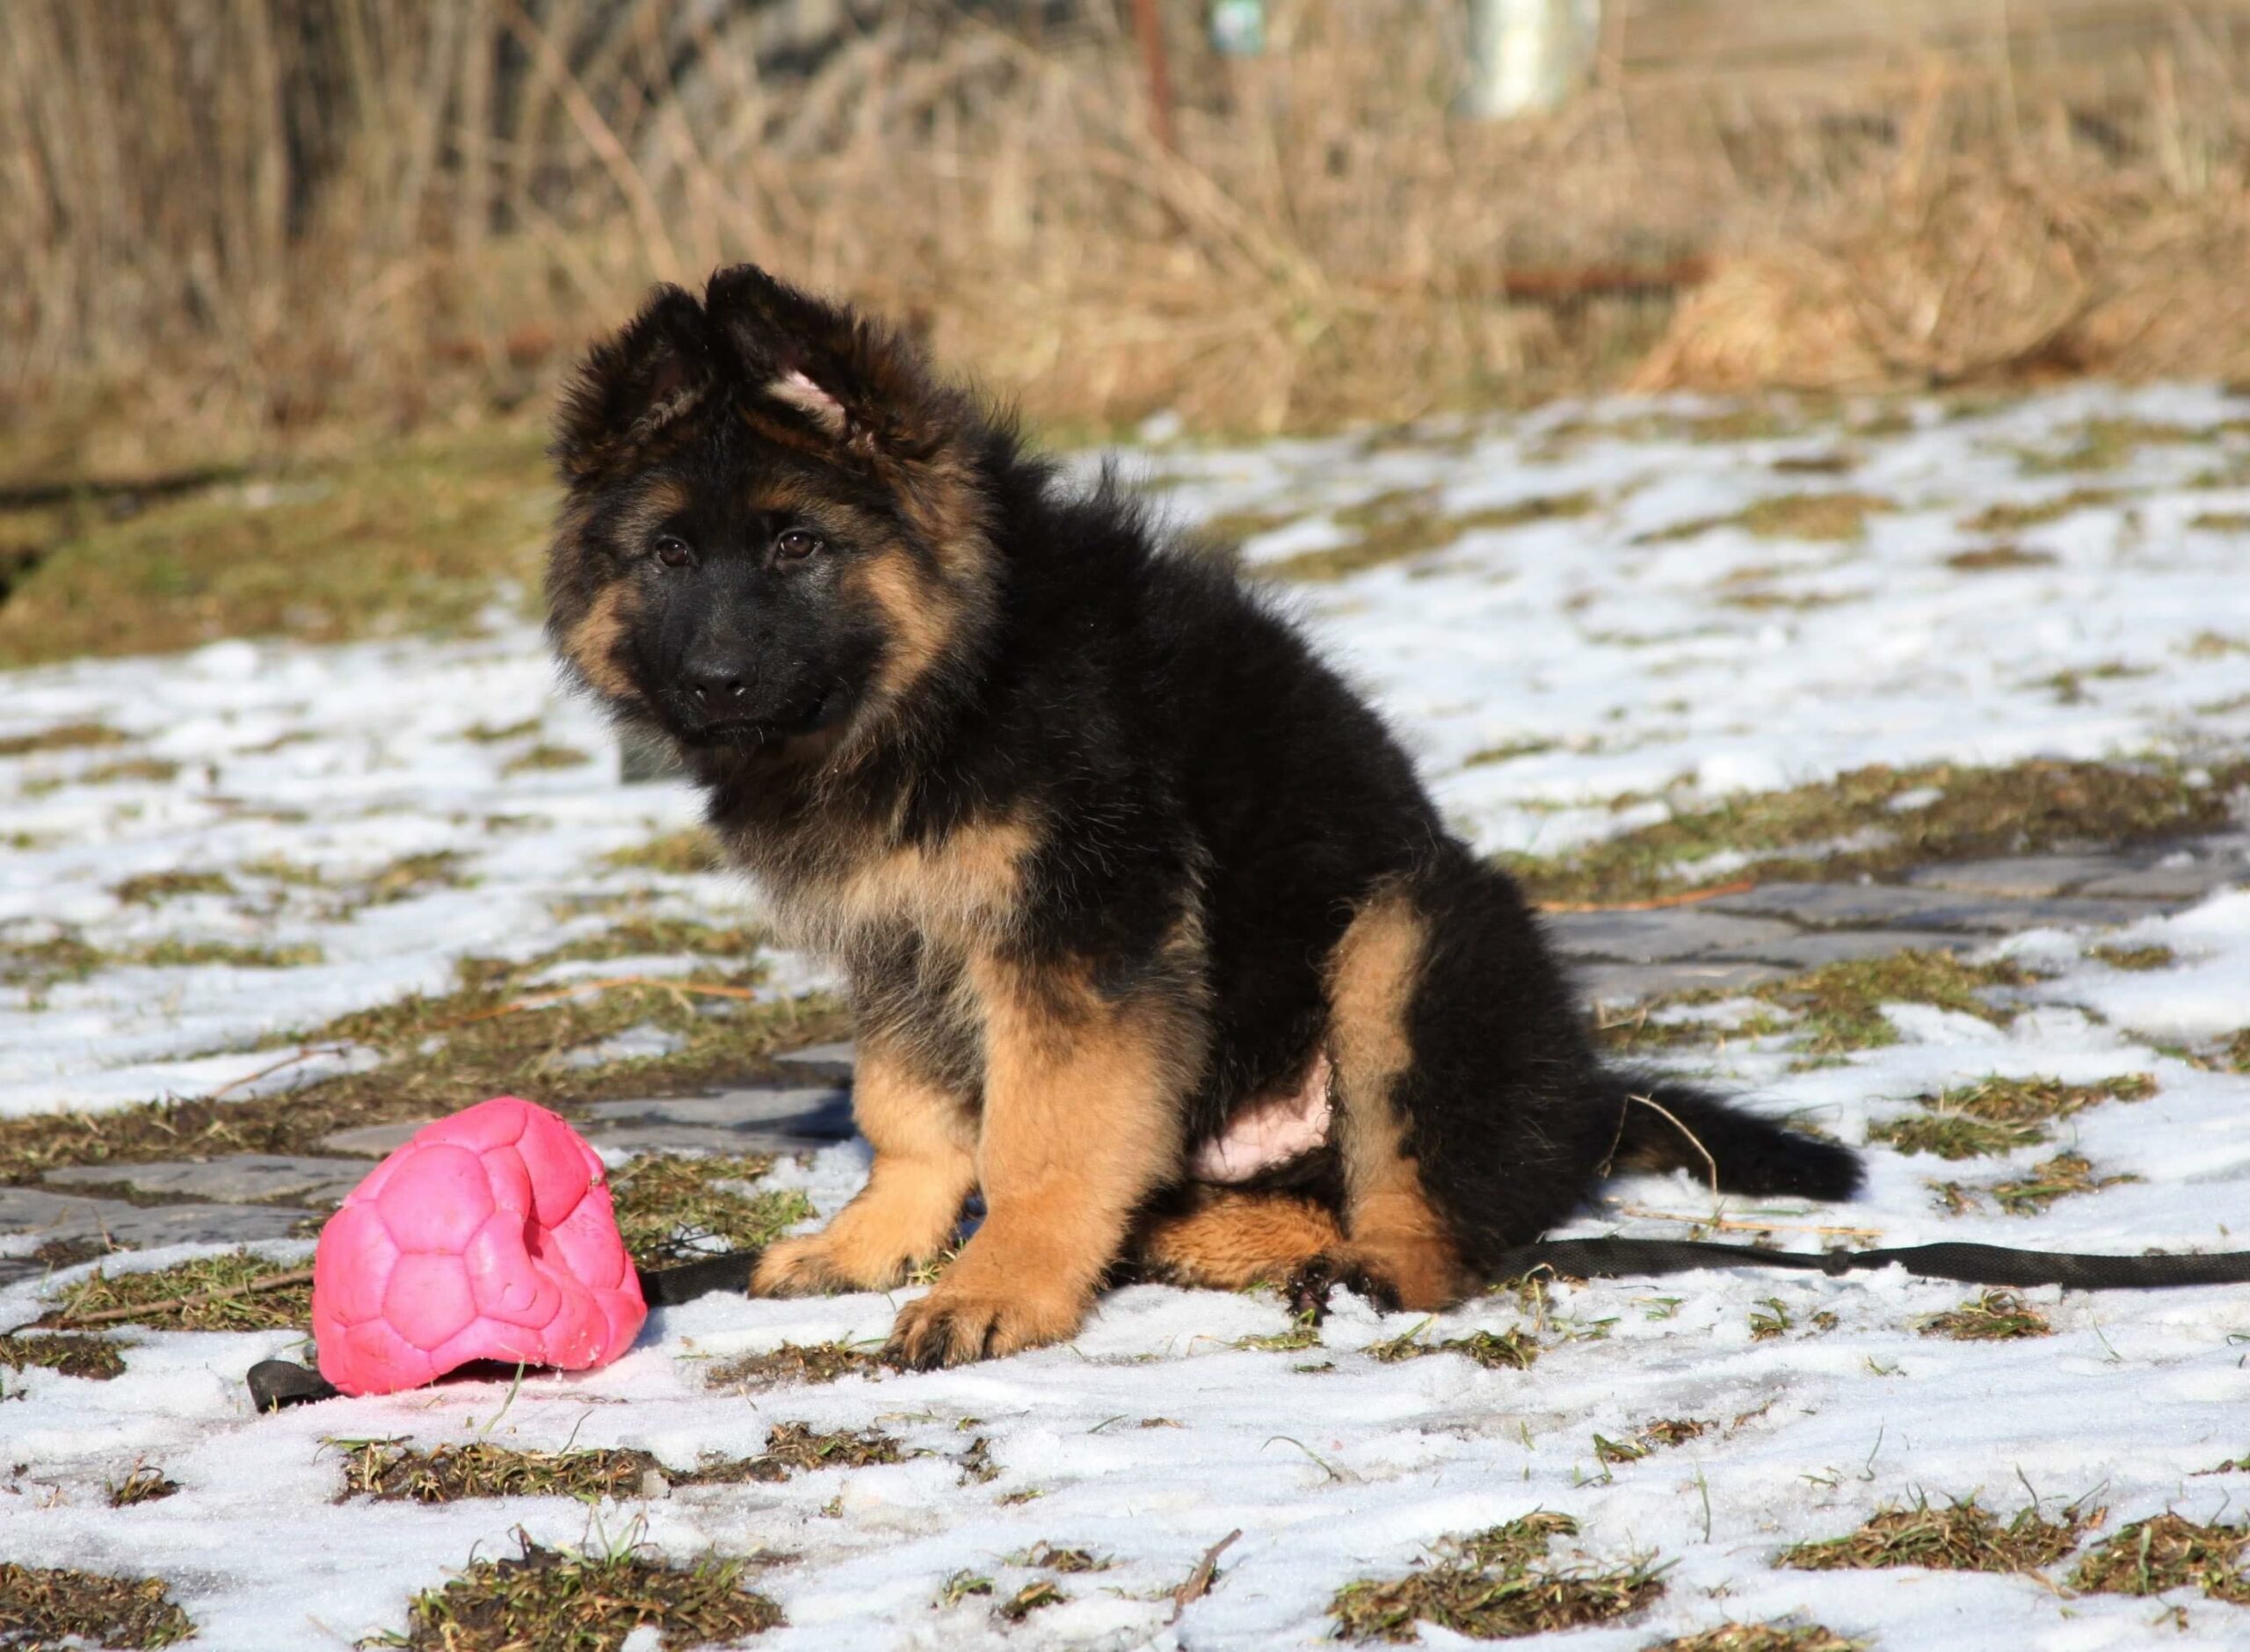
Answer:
[4,835,2244,1278]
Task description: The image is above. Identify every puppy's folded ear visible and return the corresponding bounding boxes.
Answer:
[706,264,962,466]
[553,286,715,483]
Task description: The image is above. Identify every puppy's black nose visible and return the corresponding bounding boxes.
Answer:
[684,665,751,708]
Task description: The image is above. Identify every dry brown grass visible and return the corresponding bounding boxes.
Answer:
[11,4,2250,487]
[1778,1496,2093,1573]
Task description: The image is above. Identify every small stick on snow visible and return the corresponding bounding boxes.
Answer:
[46,1267,316,1330]
[1538,878,1756,914]
[437,975,764,1027]
[1626,1091,1721,1201]
[1169,1528,1241,1624]
[204,1044,351,1104]
[1617,1204,1884,1241]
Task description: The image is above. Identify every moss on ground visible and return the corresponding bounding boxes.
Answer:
[0,941,846,1184]
[40,1250,312,1333]
[1499,757,2248,909]
[379,1537,782,1650]
[608,1154,814,1268]
[705,1341,892,1391]
[0,1330,127,1380]
[1777,1496,2091,1572]
[0,429,551,668]
[1331,1513,1662,1642]
[2071,1513,2250,1602]
[1915,1290,2054,1340]
[0,1561,194,1648]
[1267,489,1596,581]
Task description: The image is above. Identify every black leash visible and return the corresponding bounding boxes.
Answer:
[243,1237,2250,1411]
[1486,1236,2250,1292]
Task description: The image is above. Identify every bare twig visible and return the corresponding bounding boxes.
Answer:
[45,1267,315,1330]
[1169,1529,1242,1624]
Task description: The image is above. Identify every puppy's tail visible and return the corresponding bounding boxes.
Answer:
[1606,1075,1862,1201]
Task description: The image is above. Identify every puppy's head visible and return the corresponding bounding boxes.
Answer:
[545,267,998,763]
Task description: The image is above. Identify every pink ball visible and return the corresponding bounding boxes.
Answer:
[311,1098,647,1396]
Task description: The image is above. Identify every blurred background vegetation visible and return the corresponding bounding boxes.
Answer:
[4,0,2249,662]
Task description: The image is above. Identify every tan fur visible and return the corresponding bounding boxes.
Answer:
[1134,1190,1345,1290]
[560,582,638,699]
[753,1045,976,1294]
[854,546,960,710]
[1325,889,1464,1310]
[771,813,1040,959]
[887,951,1199,1366]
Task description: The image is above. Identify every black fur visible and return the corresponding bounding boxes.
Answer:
[548,265,1862,1319]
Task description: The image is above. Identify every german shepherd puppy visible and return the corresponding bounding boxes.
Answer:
[546,265,1862,1368]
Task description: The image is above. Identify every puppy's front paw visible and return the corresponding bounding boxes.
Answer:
[884,1276,1089,1369]
[750,1235,859,1297]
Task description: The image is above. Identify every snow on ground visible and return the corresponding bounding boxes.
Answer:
[4,383,2250,1648]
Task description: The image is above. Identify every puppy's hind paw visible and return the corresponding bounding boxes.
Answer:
[1282,1254,1402,1324]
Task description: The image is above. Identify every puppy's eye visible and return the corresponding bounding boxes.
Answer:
[653,534,693,569]
[775,528,823,561]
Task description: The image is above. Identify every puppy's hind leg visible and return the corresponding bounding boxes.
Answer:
[1313,886,1470,1314]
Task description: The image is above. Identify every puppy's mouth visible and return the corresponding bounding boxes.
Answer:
[671,683,847,750]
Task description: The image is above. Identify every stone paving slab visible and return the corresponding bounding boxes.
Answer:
[1575,960,1789,1011]
[2078,862,2246,899]
[320,1119,432,1158]
[1905,854,2135,899]
[584,1085,854,1156]
[44,1155,369,1208]
[0,1185,308,1255]
[1703,881,2156,934]
[773,1041,856,1078]
[1543,909,1800,965]
[1705,929,1977,971]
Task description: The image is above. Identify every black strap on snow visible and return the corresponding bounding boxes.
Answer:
[246,1239,2250,1411]
[1485,1236,2250,1292]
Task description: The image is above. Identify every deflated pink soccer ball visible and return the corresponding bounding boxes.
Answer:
[312,1097,646,1396]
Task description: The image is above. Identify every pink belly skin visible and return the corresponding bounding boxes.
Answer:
[1190,1053,1333,1184]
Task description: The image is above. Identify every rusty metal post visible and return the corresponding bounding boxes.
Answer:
[1131,0,1177,149]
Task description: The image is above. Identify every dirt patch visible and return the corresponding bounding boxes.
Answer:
[385,1535,782,1650]
[1871,1074,2155,1160]
[2071,1513,2250,1603]
[1364,1325,1540,1371]
[0,947,847,1184]
[0,1561,194,1648]
[338,1440,662,1503]
[704,1341,892,1392]
[1267,489,1596,582]
[1778,1496,2091,1572]
[1647,1627,1864,1652]
[606,830,727,875]
[1915,1289,2054,1341]
[1637,491,1893,545]
[1332,1512,1662,1642]
[107,1466,180,1508]
[1945,545,2054,572]
[0,721,127,757]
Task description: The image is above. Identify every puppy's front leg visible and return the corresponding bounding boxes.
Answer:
[887,953,1191,1368]
[753,1041,976,1295]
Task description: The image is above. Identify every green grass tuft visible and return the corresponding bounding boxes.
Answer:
[608,1154,812,1269]
[2071,1513,2250,1603]
[0,1330,127,1380]
[41,1250,311,1333]
[1915,1289,2054,1341]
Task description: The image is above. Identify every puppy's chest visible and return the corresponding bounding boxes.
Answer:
[751,814,1036,965]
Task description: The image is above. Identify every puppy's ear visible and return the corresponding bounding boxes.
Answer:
[706,264,961,466]
[553,286,715,483]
